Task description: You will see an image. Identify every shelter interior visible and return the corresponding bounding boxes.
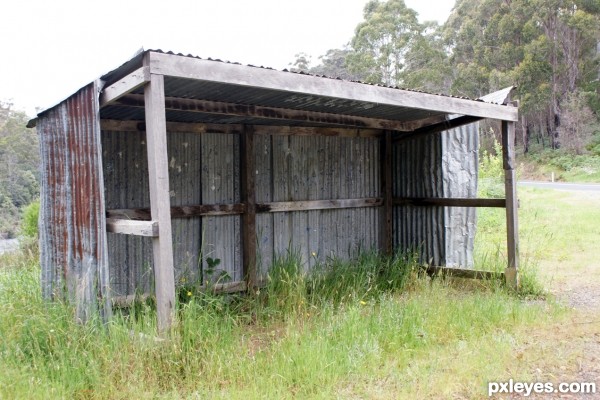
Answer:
[32,50,519,330]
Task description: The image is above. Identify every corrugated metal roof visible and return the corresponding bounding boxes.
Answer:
[30,49,516,129]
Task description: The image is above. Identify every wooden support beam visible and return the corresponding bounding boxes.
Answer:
[423,265,504,280]
[502,120,519,289]
[256,198,383,213]
[100,67,150,106]
[100,119,382,138]
[381,131,393,255]
[114,93,414,131]
[106,218,158,237]
[107,203,245,220]
[144,72,176,333]
[394,115,483,142]
[111,281,249,308]
[394,197,506,208]
[148,51,519,122]
[240,125,258,290]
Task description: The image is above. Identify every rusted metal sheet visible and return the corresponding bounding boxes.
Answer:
[442,124,479,268]
[258,134,381,271]
[393,124,479,267]
[102,130,208,295]
[102,130,153,297]
[393,133,445,265]
[200,133,242,283]
[37,81,111,323]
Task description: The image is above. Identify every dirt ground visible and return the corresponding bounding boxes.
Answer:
[511,190,600,399]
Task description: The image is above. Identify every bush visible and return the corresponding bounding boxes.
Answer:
[479,139,504,198]
[20,199,39,238]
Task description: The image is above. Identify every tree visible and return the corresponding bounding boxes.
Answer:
[347,0,423,86]
[0,102,39,238]
[443,0,600,151]
[558,90,600,154]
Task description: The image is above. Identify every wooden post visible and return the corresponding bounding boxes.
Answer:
[502,120,519,289]
[144,72,176,332]
[381,131,393,256]
[240,125,257,290]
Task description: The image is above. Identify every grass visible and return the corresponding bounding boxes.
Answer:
[5,178,597,398]
[1,243,561,399]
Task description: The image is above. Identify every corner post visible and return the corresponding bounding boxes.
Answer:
[144,69,176,332]
[240,125,257,290]
[502,120,519,289]
[381,131,393,256]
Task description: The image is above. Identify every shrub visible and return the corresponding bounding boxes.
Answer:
[20,199,40,238]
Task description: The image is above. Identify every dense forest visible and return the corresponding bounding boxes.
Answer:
[292,0,600,153]
[0,102,39,238]
[1,0,599,238]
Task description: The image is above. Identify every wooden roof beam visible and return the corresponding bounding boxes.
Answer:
[100,67,150,106]
[147,51,519,122]
[113,93,415,131]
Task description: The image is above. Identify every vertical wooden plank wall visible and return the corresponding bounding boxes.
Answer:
[502,120,519,288]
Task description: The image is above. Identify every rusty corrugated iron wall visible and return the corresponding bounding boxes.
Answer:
[37,81,111,322]
[102,131,382,295]
[255,135,381,277]
[393,124,478,266]
[442,124,479,267]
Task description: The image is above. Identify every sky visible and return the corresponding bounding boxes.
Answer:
[1,0,454,117]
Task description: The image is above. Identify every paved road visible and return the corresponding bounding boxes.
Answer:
[0,238,19,255]
[518,181,600,192]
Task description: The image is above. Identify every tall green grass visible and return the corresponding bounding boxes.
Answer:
[0,246,556,399]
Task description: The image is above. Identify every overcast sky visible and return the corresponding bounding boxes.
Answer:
[1,0,454,116]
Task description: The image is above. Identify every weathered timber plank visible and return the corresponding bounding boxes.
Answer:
[502,120,519,289]
[144,71,176,333]
[393,116,483,142]
[115,93,413,131]
[257,198,383,213]
[148,51,519,121]
[381,131,393,255]
[106,204,245,220]
[255,125,382,138]
[423,265,504,280]
[393,197,506,208]
[111,280,249,307]
[240,125,258,289]
[100,119,382,138]
[100,67,150,106]
[106,218,159,237]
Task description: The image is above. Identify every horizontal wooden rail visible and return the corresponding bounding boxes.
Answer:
[256,198,383,213]
[100,119,383,138]
[422,265,504,280]
[394,197,506,208]
[106,218,159,237]
[107,198,384,220]
[111,280,249,308]
[107,204,246,220]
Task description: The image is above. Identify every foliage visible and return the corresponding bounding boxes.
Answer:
[299,0,600,160]
[557,90,600,154]
[346,0,423,85]
[20,199,39,238]
[0,246,555,399]
[0,102,39,238]
[478,138,504,198]
[522,147,600,182]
